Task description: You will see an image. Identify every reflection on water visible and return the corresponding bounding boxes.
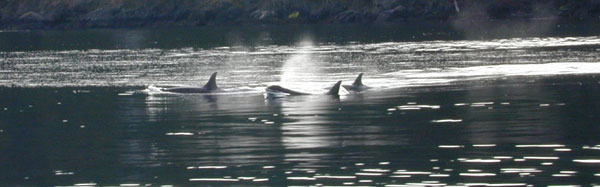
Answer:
[0,74,600,185]
[273,95,342,150]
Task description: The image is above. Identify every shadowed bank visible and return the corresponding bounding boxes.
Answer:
[1,0,600,29]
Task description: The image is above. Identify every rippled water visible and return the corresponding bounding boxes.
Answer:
[2,36,600,89]
[1,25,600,186]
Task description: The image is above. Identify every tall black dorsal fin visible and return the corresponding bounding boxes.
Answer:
[203,72,218,90]
[352,73,364,87]
[327,81,342,95]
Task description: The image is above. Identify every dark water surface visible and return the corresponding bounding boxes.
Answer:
[1,23,600,186]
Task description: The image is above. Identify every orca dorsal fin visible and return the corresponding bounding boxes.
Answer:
[203,72,219,90]
[327,81,342,95]
[352,73,364,87]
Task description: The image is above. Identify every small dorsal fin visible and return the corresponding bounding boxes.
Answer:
[203,72,218,90]
[352,73,364,87]
[327,81,342,95]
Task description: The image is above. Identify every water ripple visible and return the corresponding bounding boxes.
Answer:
[1,36,600,88]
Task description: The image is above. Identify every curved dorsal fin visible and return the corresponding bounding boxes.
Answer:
[327,81,342,95]
[203,72,218,90]
[352,73,364,86]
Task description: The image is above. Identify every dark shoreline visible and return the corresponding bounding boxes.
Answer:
[1,0,600,30]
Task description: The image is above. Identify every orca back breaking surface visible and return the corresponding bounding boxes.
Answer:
[342,73,371,92]
[326,81,342,96]
[202,72,219,91]
[266,85,309,95]
[353,73,364,86]
[161,72,222,93]
[266,80,342,97]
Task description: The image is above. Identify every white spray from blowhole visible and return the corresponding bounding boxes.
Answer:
[278,34,329,93]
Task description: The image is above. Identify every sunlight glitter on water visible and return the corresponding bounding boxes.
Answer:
[458,158,502,163]
[431,119,463,123]
[516,144,566,148]
[2,36,600,90]
[573,159,600,163]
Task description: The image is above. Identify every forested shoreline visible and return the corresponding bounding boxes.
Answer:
[1,0,599,29]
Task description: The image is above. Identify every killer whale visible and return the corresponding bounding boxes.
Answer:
[266,80,342,97]
[342,73,371,92]
[160,72,223,93]
[156,72,365,95]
